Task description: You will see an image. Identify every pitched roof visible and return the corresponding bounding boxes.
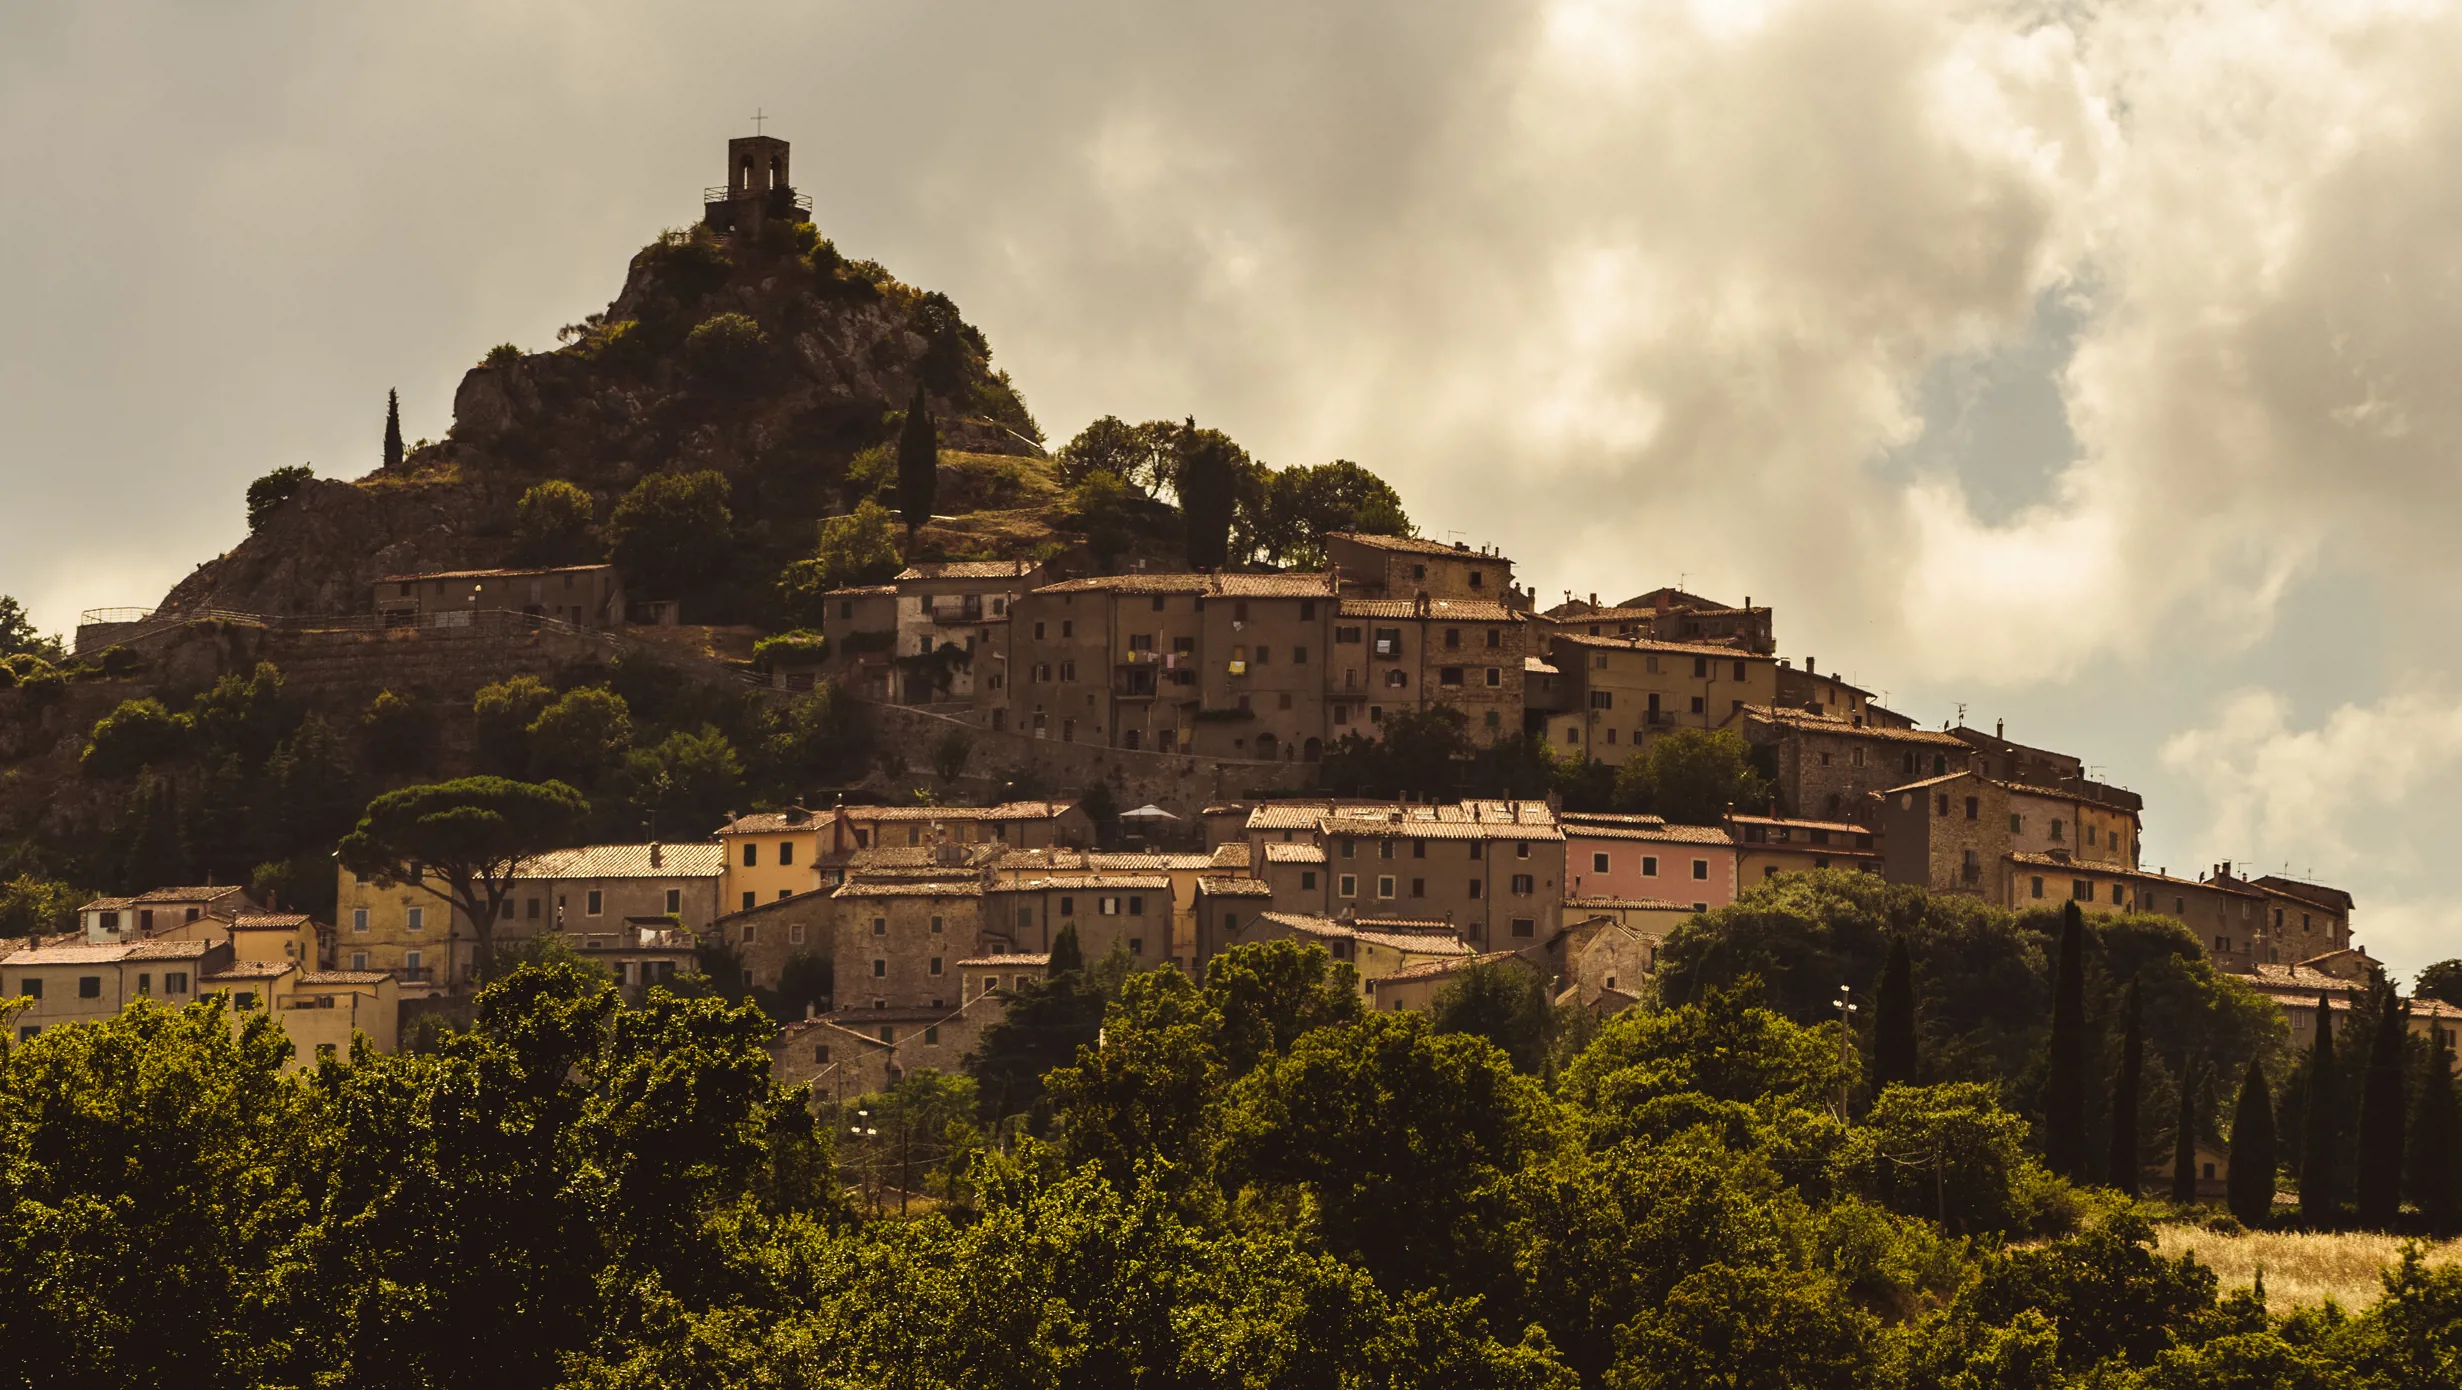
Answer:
[1337,598,1523,622]
[988,875,1170,892]
[1197,877,1274,897]
[1031,571,1338,598]
[1327,532,1510,561]
[1724,814,1868,835]
[852,801,1078,822]
[1252,912,1348,938]
[76,897,135,912]
[517,842,727,879]
[1370,949,1521,984]
[1551,632,1773,660]
[1563,821,1733,846]
[822,584,897,597]
[954,953,1050,968]
[1208,842,1253,870]
[897,559,1040,580]
[832,881,984,899]
[299,970,392,985]
[229,913,313,931]
[715,808,824,834]
[1264,843,1327,864]
[2253,876,2356,913]
[133,885,248,903]
[378,563,612,583]
[1565,895,1703,912]
[2,939,214,967]
[2006,854,2269,898]
[1743,706,1972,746]
[203,961,295,981]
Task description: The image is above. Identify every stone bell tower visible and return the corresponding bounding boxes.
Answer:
[703,128,810,234]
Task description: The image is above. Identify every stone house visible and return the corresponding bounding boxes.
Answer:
[818,584,899,700]
[1316,801,1565,951]
[1545,914,1660,1013]
[79,885,260,943]
[1367,950,1542,1012]
[1773,661,1879,726]
[1726,813,1881,886]
[1192,877,1275,970]
[981,875,1172,966]
[988,849,1219,967]
[832,880,985,1012]
[954,952,1048,1007]
[2006,855,2274,971]
[1330,597,1528,747]
[716,803,1085,914]
[1216,911,1472,1003]
[1616,588,1776,655]
[1325,533,1520,606]
[1876,771,2015,900]
[770,1017,899,1106]
[891,560,1042,710]
[1744,706,1975,825]
[1539,635,1777,758]
[373,563,624,629]
[1560,814,1738,912]
[712,888,837,997]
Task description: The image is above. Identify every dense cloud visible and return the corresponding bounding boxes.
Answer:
[2,0,2458,966]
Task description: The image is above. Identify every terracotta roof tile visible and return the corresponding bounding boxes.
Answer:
[897,560,1041,580]
[1551,632,1775,660]
[1327,532,1511,560]
[955,953,1050,968]
[517,843,727,879]
[1337,598,1524,622]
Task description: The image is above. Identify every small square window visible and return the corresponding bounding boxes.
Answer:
[1593,853,1610,873]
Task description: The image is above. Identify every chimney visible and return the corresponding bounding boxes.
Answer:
[1654,589,1668,614]
[1806,657,1816,676]
[650,842,663,868]
[1996,719,2004,740]
[1589,592,1599,607]
[804,1001,816,1020]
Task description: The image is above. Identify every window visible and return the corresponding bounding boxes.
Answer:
[1936,794,1950,817]
[1642,856,1658,876]
[1511,874,1535,896]
[1128,896,1146,916]
[17,1027,34,1042]
[1589,690,1613,709]
[880,1025,897,1043]
[1410,878,1426,898]
[75,976,101,998]
[871,959,886,978]
[741,891,756,911]
[930,957,944,976]
[743,924,758,945]
[2050,818,2065,841]
[137,972,153,994]
[1061,620,1074,638]
[814,1044,832,1063]
[1059,896,1076,916]
[407,907,424,932]
[528,897,542,919]
[351,908,369,933]
[1377,876,1396,899]
[1516,842,1530,859]
[586,890,603,916]
[744,843,759,867]
[1060,660,1076,681]
[1301,870,1317,890]
[1336,625,1361,643]
[665,888,682,915]
[165,972,188,995]
[871,916,887,936]
[1380,841,1396,860]
[1691,859,1709,881]
[1689,696,1705,715]
[234,992,258,1012]
[778,841,795,866]
[2111,884,2123,905]
[2031,876,2045,899]
[1128,937,1146,956]
[1293,645,1309,665]
[2073,880,2093,901]
[1339,875,1358,897]
[1511,918,1535,938]
[1099,896,1120,916]
[925,1025,941,1045]
[1440,666,1465,686]
[1964,797,1979,821]
[1469,879,1483,899]
[1593,853,1610,872]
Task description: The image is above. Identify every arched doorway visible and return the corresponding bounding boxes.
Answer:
[1255,732,1279,761]
[1303,737,1323,763]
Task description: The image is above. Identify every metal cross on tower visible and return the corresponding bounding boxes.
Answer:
[751,107,768,135]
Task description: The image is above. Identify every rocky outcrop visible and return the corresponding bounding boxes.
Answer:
[154,221,1046,619]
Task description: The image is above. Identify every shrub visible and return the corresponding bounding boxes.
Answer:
[684,312,771,388]
[472,675,555,773]
[526,686,634,787]
[90,645,142,678]
[0,873,82,938]
[604,470,731,600]
[359,689,435,776]
[245,465,313,531]
[482,343,523,368]
[638,230,732,303]
[512,481,598,566]
[82,698,189,777]
[1840,1082,2041,1235]
[751,631,828,672]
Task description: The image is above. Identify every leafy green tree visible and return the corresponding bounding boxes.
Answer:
[1258,459,1413,567]
[0,873,81,938]
[2300,991,2342,1221]
[760,680,871,793]
[526,685,634,788]
[968,927,1105,1124]
[618,725,744,840]
[2416,959,2462,1008]
[1842,1082,2041,1234]
[1873,934,1918,1092]
[1608,1262,1876,1390]
[246,463,313,530]
[81,696,189,777]
[1055,414,1174,494]
[1065,468,1144,570]
[1612,727,1771,823]
[513,479,598,565]
[2355,976,2410,1227]
[1203,939,1364,1077]
[383,387,403,469]
[930,727,972,783]
[266,714,359,847]
[1429,960,1553,1075]
[113,766,191,891]
[1046,968,1223,1186]
[2043,902,2089,1182]
[1320,704,1478,799]
[2409,1031,2458,1230]
[1560,979,1842,1143]
[1215,1010,1556,1296]
[359,688,434,776]
[1176,417,1242,570]
[0,1000,311,1389]
[605,470,732,600]
[683,310,771,387]
[896,384,937,538]
[1945,1213,2219,1375]
[2108,980,2144,1195]
[185,660,294,768]
[1079,777,1120,848]
[0,595,63,662]
[2228,1057,2276,1226]
[473,674,555,772]
[337,777,588,977]
[778,500,903,623]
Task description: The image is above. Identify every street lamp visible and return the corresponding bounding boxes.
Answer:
[1833,984,1858,1121]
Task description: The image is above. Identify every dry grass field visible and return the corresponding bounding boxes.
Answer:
[2157,1226,2462,1311]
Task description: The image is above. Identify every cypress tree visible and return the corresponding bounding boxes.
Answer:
[383,388,404,470]
[1176,418,1237,570]
[2227,1057,2276,1227]
[1873,934,1918,1093]
[2108,980,2143,1195]
[2407,1030,2458,1231]
[2043,901,2089,1181]
[2172,1056,2199,1205]
[2355,978,2410,1227]
[896,385,938,539]
[1046,923,1084,976]
[2300,990,2341,1222]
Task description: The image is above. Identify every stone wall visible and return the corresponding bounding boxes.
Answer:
[863,700,1315,820]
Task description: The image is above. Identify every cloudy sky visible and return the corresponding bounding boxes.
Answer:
[3,0,2457,973]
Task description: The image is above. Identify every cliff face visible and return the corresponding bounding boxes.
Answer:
[158,221,1045,619]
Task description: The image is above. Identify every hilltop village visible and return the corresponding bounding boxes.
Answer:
[0,133,2436,1100]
